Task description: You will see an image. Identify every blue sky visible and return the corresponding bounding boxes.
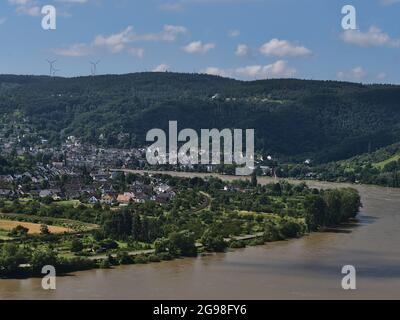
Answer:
[0,0,399,83]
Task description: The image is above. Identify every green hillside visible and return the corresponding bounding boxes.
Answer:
[1,72,400,163]
[293,143,400,187]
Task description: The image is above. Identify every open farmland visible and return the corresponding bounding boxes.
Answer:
[0,219,72,235]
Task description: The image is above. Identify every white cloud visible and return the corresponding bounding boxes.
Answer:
[54,43,92,57]
[17,5,41,16]
[159,2,184,12]
[110,24,187,42]
[8,0,34,4]
[54,25,187,57]
[377,72,387,80]
[236,60,297,78]
[157,0,257,12]
[153,64,169,72]
[93,26,134,53]
[235,44,249,57]
[379,0,400,5]
[128,47,145,59]
[202,67,232,78]
[228,30,240,37]
[182,41,216,54]
[260,39,312,58]
[8,0,41,16]
[57,0,89,3]
[341,26,400,47]
[203,60,297,79]
[338,67,389,82]
[337,67,367,81]
[161,25,188,41]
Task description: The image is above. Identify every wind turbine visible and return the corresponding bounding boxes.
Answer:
[46,59,57,77]
[52,68,61,77]
[90,60,100,76]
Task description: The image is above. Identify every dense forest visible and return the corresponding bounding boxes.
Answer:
[1,73,400,163]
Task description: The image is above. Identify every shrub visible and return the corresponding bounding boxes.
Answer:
[148,254,161,263]
[117,251,133,265]
[158,252,172,261]
[134,255,149,264]
[9,225,29,238]
[229,240,246,249]
[70,239,84,253]
[201,229,228,252]
[248,238,265,246]
[99,259,111,269]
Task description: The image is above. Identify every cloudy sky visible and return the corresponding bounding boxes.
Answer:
[0,0,399,83]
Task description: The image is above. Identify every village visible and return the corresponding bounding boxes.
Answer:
[0,113,289,207]
[0,116,178,206]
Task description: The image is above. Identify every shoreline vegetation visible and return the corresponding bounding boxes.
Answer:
[118,140,400,189]
[0,172,361,279]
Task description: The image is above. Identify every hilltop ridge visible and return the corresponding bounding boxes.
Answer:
[1,72,399,163]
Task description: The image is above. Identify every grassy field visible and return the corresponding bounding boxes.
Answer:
[0,229,12,240]
[0,219,72,235]
[0,213,99,232]
[56,200,82,207]
[373,154,400,169]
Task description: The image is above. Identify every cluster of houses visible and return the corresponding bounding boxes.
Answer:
[61,136,145,169]
[0,170,177,206]
[0,115,145,170]
[0,115,294,208]
[0,118,176,205]
[88,178,176,206]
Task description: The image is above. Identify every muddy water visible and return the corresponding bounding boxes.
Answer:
[1,173,399,300]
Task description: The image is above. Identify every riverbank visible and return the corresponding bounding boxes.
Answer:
[6,232,268,279]
[112,168,358,189]
[1,177,398,299]
[1,170,361,280]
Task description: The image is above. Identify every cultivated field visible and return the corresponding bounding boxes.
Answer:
[0,219,72,235]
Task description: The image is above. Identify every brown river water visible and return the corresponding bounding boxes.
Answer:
[1,172,399,300]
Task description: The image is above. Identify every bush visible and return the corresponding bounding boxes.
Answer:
[99,239,119,250]
[201,229,228,252]
[148,254,161,263]
[70,239,84,253]
[99,259,111,269]
[279,218,305,239]
[40,224,50,235]
[106,254,118,266]
[229,240,246,249]
[9,225,29,238]
[29,248,57,272]
[248,238,265,246]
[158,252,173,261]
[117,251,133,265]
[263,222,282,242]
[167,231,198,257]
[57,257,96,273]
[134,255,149,264]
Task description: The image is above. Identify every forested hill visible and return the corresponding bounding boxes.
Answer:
[1,72,400,163]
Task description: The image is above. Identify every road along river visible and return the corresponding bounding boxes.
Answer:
[1,171,399,300]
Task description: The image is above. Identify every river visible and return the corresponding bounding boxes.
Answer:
[1,172,399,300]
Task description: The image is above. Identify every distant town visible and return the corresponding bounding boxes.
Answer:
[0,117,181,206]
[0,114,285,206]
